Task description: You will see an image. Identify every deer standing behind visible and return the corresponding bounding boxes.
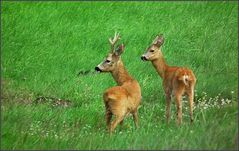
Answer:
[141,34,196,125]
[95,33,142,133]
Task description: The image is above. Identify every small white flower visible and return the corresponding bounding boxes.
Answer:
[226,99,231,104]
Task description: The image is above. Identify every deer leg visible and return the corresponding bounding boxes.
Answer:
[187,87,194,124]
[105,109,112,131]
[110,115,124,134]
[175,93,183,125]
[189,94,194,124]
[132,111,139,129]
[119,119,124,131]
[165,93,171,124]
[120,120,124,127]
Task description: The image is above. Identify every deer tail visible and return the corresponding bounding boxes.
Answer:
[178,75,191,86]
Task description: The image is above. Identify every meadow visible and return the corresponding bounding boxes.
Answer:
[1,1,238,150]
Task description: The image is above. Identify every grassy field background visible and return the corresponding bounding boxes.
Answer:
[1,1,238,150]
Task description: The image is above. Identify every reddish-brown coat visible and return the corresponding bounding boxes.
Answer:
[102,61,141,133]
[96,33,141,133]
[141,34,196,125]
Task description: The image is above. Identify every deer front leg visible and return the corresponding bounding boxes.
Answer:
[165,93,171,124]
[163,84,172,124]
[120,120,124,127]
[105,109,112,131]
[132,111,139,129]
[119,119,124,131]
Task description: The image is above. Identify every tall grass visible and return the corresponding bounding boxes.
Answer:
[1,1,238,150]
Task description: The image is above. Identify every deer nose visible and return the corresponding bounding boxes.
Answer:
[141,55,147,61]
[95,66,102,72]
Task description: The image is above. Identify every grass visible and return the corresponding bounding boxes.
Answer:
[1,1,238,150]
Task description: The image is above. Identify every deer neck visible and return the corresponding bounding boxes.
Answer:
[111,60,133,86]
[151,54,168,79]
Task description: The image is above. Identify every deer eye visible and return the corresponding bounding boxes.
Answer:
[150,50,155,52]
[105,60,110,63]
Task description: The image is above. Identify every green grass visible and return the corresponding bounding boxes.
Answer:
[1,1,238,150]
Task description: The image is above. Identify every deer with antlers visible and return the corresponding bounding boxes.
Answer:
[141,34,196,125]
[95,33,142,133]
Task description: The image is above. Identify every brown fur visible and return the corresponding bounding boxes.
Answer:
[96,33,141,133]
[141,34,196,125]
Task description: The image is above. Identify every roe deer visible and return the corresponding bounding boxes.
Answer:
[141,34,196,125]
[95,33,142,133]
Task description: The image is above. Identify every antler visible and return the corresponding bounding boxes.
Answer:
[109,32,121,52]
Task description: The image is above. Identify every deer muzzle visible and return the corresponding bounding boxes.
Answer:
[95,66,102,72]
[141,55,148,61]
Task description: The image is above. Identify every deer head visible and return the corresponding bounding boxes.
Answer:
[95,32,125,72]
[141,34,164,61]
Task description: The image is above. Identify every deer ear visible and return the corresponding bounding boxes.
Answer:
[153,34,164,47]
[114,44,125,56]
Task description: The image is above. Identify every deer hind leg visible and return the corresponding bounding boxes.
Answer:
[132,111,139,129]
[110,115,124,134]
[187,85,195,123]
[175,91,183,125]
[188,93,194,123]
